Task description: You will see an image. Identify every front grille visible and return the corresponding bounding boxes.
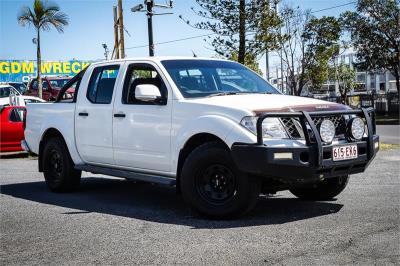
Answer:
[280,115,348,140]
[280,117,302,138]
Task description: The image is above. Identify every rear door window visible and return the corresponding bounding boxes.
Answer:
[9,108,25,122]
[87,65,120,104]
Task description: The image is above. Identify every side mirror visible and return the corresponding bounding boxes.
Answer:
[135,84,165,104]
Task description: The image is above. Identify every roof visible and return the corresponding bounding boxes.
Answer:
[89,56,231,66]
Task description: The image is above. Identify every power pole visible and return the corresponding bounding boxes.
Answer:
[118,0,125,58]
[146,0,154,56]
[113,5,120,59]
[102,43,109,60]
[131,0,173,57]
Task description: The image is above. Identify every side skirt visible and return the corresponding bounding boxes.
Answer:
[75,164,176,186]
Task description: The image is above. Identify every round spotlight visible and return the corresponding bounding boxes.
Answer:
[350,117,365,140]
[319,119,335,143]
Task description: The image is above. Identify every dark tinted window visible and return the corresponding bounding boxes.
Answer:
[9,108,25,122]
[31,80,49,90]
[0,86,14,98]
[122,64,167,105]
[87,65,119,104]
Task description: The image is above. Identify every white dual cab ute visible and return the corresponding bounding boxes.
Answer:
[23,57,379,218]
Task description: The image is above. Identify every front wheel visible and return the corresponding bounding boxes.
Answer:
[290,175,349,200]
[180,142,261,219]
[42,137,81,192]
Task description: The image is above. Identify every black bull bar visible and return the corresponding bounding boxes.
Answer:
[231,107,379,182]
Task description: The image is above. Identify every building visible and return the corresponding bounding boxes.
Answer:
[268,48,398,96]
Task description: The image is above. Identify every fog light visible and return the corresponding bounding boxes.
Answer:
[274,152,293,160]
[319,119,335,143]
[374,141,379,149]
[350,117,365,140]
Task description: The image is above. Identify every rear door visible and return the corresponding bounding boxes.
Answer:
[75,64,121,165]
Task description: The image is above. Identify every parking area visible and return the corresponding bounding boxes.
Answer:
[1,149,399,265]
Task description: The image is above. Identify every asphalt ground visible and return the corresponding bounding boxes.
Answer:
[1,149,399,265]
[377,125,400,144]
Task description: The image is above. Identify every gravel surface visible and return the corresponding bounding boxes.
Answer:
[1,149,399,265]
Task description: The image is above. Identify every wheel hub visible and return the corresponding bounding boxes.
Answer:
[196,164,237,205]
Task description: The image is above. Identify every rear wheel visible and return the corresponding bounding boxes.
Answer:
[290,175,349,200]
[180,142,261,219]
[42,137,81,192]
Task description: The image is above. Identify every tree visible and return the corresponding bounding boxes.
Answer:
[278,7,341,95]
[329,63,356,103]
[341,0,400,93]
[180,0,281,64]
[228,51,263,74]
[18,0,68,99]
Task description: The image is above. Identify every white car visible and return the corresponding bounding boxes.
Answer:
[22,57,379,218]
[0,84,45,106]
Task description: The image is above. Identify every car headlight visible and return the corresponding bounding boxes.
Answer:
[349,117,365,140]
[319,119,335,143]
[240,116,288,139]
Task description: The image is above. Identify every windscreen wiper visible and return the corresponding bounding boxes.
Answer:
[207,92,249,97]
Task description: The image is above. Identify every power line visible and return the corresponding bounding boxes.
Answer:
[125,1,357,50]
[125,33,213,50]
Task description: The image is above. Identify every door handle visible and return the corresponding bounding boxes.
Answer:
[78,112,89,117]
[114,113,126,118]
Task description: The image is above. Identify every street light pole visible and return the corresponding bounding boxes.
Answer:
[146,0,154,56]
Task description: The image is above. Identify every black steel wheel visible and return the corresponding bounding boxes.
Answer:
[196,164,237,206]
[180,141,260,219]
[43,137,81,192]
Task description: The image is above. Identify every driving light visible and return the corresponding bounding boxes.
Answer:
[350,117,365,140]
[240,116,288,139]
[319,119,335,143]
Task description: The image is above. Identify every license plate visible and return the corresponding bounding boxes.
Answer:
[332,145,358,161]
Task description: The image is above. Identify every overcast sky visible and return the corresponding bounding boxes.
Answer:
[0,0,356,77]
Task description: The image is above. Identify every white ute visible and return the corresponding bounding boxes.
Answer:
[23,57,379,218]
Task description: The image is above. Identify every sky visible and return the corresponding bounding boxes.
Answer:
[0,0,357,76]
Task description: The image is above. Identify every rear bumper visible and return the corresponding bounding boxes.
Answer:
[231,107,379,184]
[232,135,379,183]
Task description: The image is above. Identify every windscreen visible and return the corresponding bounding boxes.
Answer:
[0,86,15,98]
[161,59,279,98]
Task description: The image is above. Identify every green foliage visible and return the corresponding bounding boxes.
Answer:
[18,0,69,33]
[340,0,400,93]
[181,0,282,64]
[228,52,263,75]
[18,0,69,99]
[301,16,341,93]
[329,63,356,103]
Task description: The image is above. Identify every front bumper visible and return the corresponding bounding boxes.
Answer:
[231,108,379,184]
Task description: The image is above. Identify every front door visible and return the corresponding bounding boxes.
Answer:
[113,62,172,173]
[75,64,121,165]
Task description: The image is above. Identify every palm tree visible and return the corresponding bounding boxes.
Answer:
[18,0,68,99]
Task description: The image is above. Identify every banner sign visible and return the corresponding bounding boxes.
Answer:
[0,60,92,83]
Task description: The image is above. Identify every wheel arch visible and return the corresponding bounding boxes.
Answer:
[38,128,68,172]
[176,132,229,193]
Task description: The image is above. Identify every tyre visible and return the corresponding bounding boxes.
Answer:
[180,142,261,219]
[42,137,81,192]
[290,175,349,200]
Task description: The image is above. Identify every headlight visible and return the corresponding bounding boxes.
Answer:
[240,116,288,139]
[319,119,335,143]
[349,117,365,140]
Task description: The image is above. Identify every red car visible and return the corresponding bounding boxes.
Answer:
[25,76,74,101]
[0,106,26,152]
